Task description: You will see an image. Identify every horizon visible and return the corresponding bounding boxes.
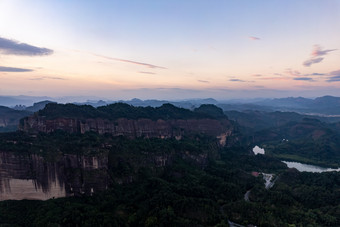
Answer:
[1,1,340,99]
[1,93,340,107]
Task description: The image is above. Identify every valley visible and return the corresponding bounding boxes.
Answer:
[0,98,340,226]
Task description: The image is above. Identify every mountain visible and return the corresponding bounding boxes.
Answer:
[2,98,340,226]
[1,128,340,226]
[3,95,340,115]
[0,106,31,132]
[225,110,340,136]
[25,100,56,112]
[254,118,340,166]
[0,95,52,107]
[19,103,235,145]
[310,96,340,114]
[254,96,340,115]
[217,103,275,112]
[0,101,55,132]
[256,97,313,108]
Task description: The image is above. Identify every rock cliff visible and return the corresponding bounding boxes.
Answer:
[0,152,109,200]
[21,117,231,141]
[0,138,218,200]
[19,103,235,145]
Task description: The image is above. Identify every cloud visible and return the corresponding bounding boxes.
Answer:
[285,69,302,77]
[259,77,290,81]
[330,70,340,75]
[303,57,324,67]
[311,45,337,57]
[311,73,324,76]
[293,77,314,81]
[29,76,66,81]
[197,80,209,83]
[257,70,296,81]
[93,53,166,69]
[139,71,156,75]
[327,76,340,82]
[0,66,33,72]
[327,70,340,82]
[229,79,246,82]
[249,36,260,41]
[0,37,53,56]
[303,45,336,67]
[275,69,323,81]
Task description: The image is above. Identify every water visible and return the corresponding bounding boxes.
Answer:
[283,161,340,173]
[252,145,340,173]
[262,173,275,189]
[252,146,265,155]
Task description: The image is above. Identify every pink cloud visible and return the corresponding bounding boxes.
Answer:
[139,71,156,75]
[259,77,290,81]
[249,36,260,41]
[303,45,336,67]
[285,69,302,77]
[72,49,167,70]
[93,54,167,69]
[197,80,210,83]
[311,45,337,57]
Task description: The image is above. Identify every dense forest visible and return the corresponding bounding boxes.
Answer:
[34,103,227,120]
[1,102,340,226]
[1,131,340,226]
[225,110,340,167]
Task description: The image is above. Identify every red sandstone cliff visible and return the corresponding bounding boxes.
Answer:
[19,117,233,145]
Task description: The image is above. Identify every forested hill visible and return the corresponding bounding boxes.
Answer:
[0,106,31,132]
[20,103,234,141]
[36,102,227,120]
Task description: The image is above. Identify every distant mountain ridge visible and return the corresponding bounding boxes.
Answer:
[0,106,30,132]
[0,101,55,132]
[254,96,340,114]
[77,95,340,115]
[2,95,340,133]
[2,95,340,115]
[0,95,52,107]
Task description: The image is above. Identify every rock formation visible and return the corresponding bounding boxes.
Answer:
[19,103,235,145]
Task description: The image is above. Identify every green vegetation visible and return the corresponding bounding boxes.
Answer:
[2,103,340,226]
[1,132,340,226]
[225,109,340,167]
[36,102,227,120]
[0,106,30,132]
[194,104,227,119]
[254,118,340,167]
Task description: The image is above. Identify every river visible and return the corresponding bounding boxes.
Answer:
[283,161,340,173]
[253,146,340,173]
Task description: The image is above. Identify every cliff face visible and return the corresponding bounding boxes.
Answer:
[0,152,108,201]
[20,117,233,145]
[0,146,214,200]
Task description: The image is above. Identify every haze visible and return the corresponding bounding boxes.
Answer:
[1,0,340,100]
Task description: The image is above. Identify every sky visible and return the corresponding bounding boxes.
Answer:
[0,0,340,100]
